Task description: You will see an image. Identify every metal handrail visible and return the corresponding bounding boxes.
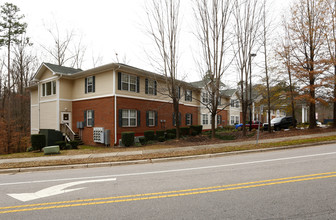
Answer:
[60,123,75,141]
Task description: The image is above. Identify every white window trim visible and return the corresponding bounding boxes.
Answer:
[202,92,209,103]
[121,73,137,92]
[186,113,192,126]
[86,76,94,93]
[41,80,56,97]
[147,79,155,95]
[122,109,137,127]
[202,114,209,125]
[87,110,93,127]
[148,111,155,127]
[186,90,192,102]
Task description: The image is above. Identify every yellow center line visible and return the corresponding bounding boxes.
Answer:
[1,171,336,214]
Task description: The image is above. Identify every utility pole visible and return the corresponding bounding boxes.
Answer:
[249,53,257,131]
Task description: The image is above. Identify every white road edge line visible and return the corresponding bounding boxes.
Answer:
[1,151,336,187]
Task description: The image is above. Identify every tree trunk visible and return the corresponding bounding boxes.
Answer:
[334,64,336,128]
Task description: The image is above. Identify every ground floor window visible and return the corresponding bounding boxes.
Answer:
[235,116,239,124]
[230,116,235,125]
[146,111,157,127]
[202,114,209,125]
[122,109,137,127]
[186,113,192,126]
[217,115,222,125]
[85,110,94,127]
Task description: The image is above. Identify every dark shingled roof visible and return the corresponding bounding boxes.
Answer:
[44,63,82,75]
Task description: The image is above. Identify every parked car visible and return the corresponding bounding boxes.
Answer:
[235,121,262,130]
[263,116,296,131]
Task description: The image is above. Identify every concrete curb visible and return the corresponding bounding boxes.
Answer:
[1,140,335,174]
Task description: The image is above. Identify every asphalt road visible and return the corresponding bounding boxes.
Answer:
[1,143,336,219]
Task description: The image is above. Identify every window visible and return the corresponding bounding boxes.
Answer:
[217,115,222,125]
[186,113,192,126]
[231,116,235,125]
[231,99,239,108]
[85,76,95,93]
[185,90,192,102]
[145,79,157,95]
[235,116,239,124]
[146,111,157,127]
[42,81,56,96]
[218,96,222,105]
[202,92,209,103]
[202,114,209,125]
[122,109,137,127]
[85,110,94,127]
[121,73,138,92]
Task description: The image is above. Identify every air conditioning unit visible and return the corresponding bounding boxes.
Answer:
[93,127,104,143]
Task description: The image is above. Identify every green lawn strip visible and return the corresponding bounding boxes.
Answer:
[0,135,335,169]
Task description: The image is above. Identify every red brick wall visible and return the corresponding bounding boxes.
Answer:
[217,110,228,126]
[117,97,199,142]
[72,96,199,146]
[72,97,115,146]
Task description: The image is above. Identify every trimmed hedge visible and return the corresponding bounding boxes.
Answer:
[156,130,165,138]
[190,125,203,135]
[166,133,176,140]
[157,136,165,142]
[166,128,176,135]
[31,134,46,151]
[69,140,80,149]
[144,130,155,141]
[55,141,66,150]
[180,127,190,136]
[122,132,135,147]
[139,137,146,145]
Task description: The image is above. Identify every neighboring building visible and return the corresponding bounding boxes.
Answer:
[28,63,242,146]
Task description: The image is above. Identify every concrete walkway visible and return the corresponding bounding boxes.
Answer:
[1,131,335,167]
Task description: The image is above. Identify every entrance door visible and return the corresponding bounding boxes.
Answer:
[61,112,71,127]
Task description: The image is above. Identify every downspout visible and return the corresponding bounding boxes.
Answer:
[57,74,62,130]
[38,81,40,131]
[113,66,121,145]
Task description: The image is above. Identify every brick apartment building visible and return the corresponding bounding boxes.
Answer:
[28,63,242,146]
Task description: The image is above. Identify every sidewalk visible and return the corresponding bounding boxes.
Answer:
[1,131,336,173]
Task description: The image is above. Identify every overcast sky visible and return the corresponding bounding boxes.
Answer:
[3,0,292,84]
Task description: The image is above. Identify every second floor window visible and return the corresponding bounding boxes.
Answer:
[185,90,192,102]
[42,81,56,96]
[121,73,137,92]
[145,79,157,95]
[85,76,95,93]
[202,92,209,103]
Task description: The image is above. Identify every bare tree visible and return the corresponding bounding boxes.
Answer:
[233,0,263,136]
[145,0,182,139]
[325,0,336,127]
[193,0,233,138]
[286,0,329,129]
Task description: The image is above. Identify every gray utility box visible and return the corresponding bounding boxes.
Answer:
[104,129,110,146]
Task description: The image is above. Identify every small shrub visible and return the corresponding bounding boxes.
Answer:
[166,133,176,140]
[190,125,203,135]
[26,146,33,152]
[65,143,72,150]
[122,132,135,147]
[144,130,155,141]
[55,141,66,150]
[156,130,165,137]
[31,134,46,151]
[166,128,176,135]
[191,131,198,136]
[139,137,146,145]
[180,127,190,136]
[157,136,165,142]
[222,125,236,131]
[69,140,80,149]
[216,134,236,140]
